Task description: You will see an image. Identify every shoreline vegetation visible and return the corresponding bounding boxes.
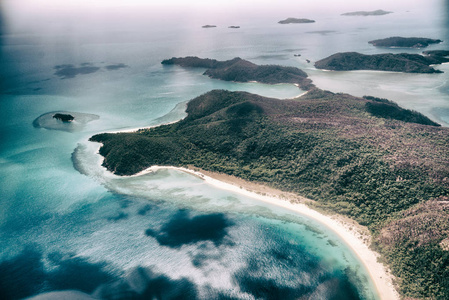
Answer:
[89,57,449,299]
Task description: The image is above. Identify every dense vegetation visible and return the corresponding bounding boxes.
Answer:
[363,96,440,126]
[314,52,445,73]
[368,37,442,48]
[53,113,74,122]
[90,61,449,299]
[161,57,314,90]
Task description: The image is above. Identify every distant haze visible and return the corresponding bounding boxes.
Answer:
[1,0,442,35]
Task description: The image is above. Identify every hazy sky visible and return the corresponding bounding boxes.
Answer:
[2,0,428,12]
[1,0,444,36]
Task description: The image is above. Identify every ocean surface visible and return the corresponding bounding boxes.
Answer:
[1,1,448,299]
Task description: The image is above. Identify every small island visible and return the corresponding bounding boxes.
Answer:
[278,18,315,24]
[53,113,74,122]
[369,37,442,48]
[202,25,217,28]
[228,26,240,29]
[314,52,445,73]
[341,9,392,16]
[34,111,99,132]
[161,56,314,90]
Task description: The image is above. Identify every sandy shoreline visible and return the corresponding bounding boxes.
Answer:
[134,165,399,300]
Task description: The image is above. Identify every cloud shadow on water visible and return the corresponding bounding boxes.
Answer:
[0,246,118,299]
[54,64,101,79]
[145,210,234,248]
[46,252,118,293]
[95,267,199,300]
[105,63,129,70]
[0,246,46,299]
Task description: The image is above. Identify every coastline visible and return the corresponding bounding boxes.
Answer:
[130,165,399,300]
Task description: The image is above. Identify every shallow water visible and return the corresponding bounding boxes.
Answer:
[1,0,448,299]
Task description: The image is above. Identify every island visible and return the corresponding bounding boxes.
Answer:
[53,113,74,122]
[341,9,392,16]
[314,52,445,73]
[368,37,442,48]
[278,18,315,24]
[33,111,99,132]
[89,58,449,300]
[202,25,217,28]
[161,56,314,90]
[228,26,240,29]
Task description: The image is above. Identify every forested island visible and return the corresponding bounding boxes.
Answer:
[162,56,314,90]
[90,59,449,299]
[369,37,442,48]
[314,52,447,73]
[53,113,74,122]
[34,111,99,132]
[278,18,315,24]
[341,10,392,16]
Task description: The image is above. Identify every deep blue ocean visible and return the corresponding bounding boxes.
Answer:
[1,1,448,299]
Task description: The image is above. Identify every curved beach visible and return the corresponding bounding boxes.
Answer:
[125,164,399,300]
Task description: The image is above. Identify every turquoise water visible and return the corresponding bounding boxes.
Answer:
[1,1,448,299]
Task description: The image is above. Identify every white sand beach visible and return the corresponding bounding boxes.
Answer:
[138,165,400,300]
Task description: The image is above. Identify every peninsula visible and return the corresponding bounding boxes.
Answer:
[423,50,449,57]
[278,18,315,24]
[162,56,314,90]
[369,37,442,48]
[90,58,449,299]
[341,10,392,16]
[314,52,445,73]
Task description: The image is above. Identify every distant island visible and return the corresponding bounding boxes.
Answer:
[278,18,315,24]
[90,58,449,299]
[53,113,74,122]
[369,37,442,48]
[341,9,392,16]
[314,52,446,73]
[161,56,314,90]
[228,26,240,29]
[202,25,217,28]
